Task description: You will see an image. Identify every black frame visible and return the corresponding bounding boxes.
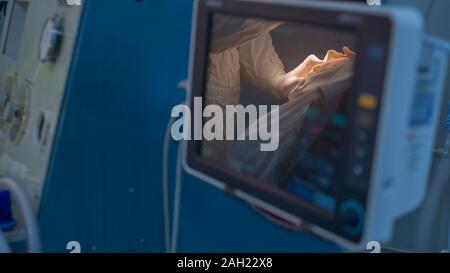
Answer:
[186,0,392,243]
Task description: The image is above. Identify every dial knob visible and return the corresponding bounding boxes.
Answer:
[339,199,364,236]
[39,15,64,63]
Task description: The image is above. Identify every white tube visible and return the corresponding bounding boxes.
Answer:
[0,177,41,253]
[170,145,183,253]
[162,117,176,253]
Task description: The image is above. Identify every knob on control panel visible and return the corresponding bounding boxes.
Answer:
[339,199,364,236]
[39,15,64,63]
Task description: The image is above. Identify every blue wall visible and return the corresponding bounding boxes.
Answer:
[39,0,340,253]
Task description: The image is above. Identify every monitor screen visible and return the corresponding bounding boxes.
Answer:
[196,13,375,242]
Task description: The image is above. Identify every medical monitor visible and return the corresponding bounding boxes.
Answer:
[185,0,426,249]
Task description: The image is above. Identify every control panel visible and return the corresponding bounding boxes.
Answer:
[0,0,82,210]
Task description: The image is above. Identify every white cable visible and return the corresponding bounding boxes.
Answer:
[170,144,183,253]
[0,177,41,253]
[162,117,176,253]
[164,96,187,253]
[163,116,184,253]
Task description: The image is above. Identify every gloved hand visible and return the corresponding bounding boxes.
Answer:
[288,60,355,101]
[276,47,355,98]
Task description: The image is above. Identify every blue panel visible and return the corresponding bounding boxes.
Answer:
[39,0,340,253]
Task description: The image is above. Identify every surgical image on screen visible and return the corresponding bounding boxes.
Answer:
[202,15,358,219]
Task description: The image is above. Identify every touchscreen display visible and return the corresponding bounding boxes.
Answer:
[198,14,371,240]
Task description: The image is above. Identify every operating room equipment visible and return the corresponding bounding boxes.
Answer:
[2,0,193,253]
[381,30,450,252]
[32,0,198,253]
[410,48,449,251]
[0,0,448,254]
[0,0,82,250]
[183,0,447,250]
[371,25,450,253]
